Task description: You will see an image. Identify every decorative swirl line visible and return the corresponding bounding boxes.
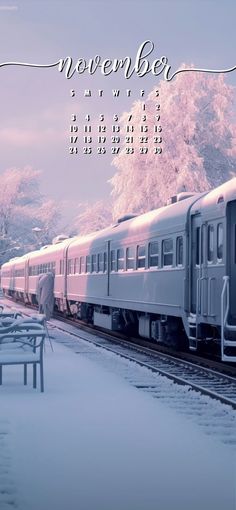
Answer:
[0,61,60,69]
[168,65,236,81]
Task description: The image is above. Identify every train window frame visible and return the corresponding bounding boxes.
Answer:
[60,260,64,275]
[217,223,223,262]
[86,255,91,273]
[104,252,107,272]
[67,258,74,275]
[196,228,200,266]
[162,238,174,267]
[98,253,104,273]
[137,245,146,269]
[126,247,135,270]
[79,256,85,274]
[91,254,97,273]
[74,258,79,274]
[117,248,125,271]
[148,241,159,268]
[176,236,183,266]
[110,250,116,272]
[207,224,214,263]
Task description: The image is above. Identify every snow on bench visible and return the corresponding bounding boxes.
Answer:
[0,320,46,392]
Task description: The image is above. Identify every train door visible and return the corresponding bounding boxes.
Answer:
[190,214,202,314]
[227,201,236,321]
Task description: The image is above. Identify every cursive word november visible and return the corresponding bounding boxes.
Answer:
[58,41,171,80]
[1,40,236,81]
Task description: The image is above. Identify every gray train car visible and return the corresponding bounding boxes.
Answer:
[1,178,236,361]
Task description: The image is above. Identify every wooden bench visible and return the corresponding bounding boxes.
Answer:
[0,320,46,392]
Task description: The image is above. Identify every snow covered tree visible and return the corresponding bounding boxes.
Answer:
[33,199,61,246]
[0,167,40,238]
[74,200,113,235]
[0,167,60,264]
[110,70,236,218]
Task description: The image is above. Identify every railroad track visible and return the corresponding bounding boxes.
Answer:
[50,315,236,410]
[1,296,236,410]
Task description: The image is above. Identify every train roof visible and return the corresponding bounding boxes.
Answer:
[1,192,205,268]
[5,178,236,267]
[68,192,204,250]
[191,177,236,215]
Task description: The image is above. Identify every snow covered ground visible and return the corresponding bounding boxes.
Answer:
[0,327,236,510]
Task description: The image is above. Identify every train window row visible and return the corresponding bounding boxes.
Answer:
[29,261,56,276]
[110,237,183,271]
[2,237,183,279]
[66,252,108,275]
[1,270,11,278]
[65,237,183,275]
[14,269,25,277]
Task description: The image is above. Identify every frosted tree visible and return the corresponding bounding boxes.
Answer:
[0,167,40,238]
[34,199,61,245]
[74,200,113,235]
[110,70,236,218]
[0,167,60,263]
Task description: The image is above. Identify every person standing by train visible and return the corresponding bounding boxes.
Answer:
[36,271,55,321]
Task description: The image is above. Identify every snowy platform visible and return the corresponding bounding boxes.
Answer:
[0,327,235,510]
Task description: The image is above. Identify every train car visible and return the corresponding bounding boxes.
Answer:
[1,177,236,362]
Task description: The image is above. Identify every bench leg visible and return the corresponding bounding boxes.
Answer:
[40,359,44,393]
[0,365,2,385]
[33,363,37,389]
[24,364,27,385]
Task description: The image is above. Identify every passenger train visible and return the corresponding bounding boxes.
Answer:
[1,178,236,362]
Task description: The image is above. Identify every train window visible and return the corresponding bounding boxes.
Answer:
[149,242,158,268]
[104,252,107,272]
[80,256,85,274]
[117,248,125,270]
[110,250,116,271]
[207,225,214,262]
[126,247,135,270]
[60,260,64,275]
[196,228,200,265]
[137,245,146,269]
[217,223,223,261]
[91,254,97,273]
[98,253,104,272]
[176,237,183,266]
[67,259,74,274]
[163,239,173,267]
[86,255,91,273]
[74,258,79,274]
